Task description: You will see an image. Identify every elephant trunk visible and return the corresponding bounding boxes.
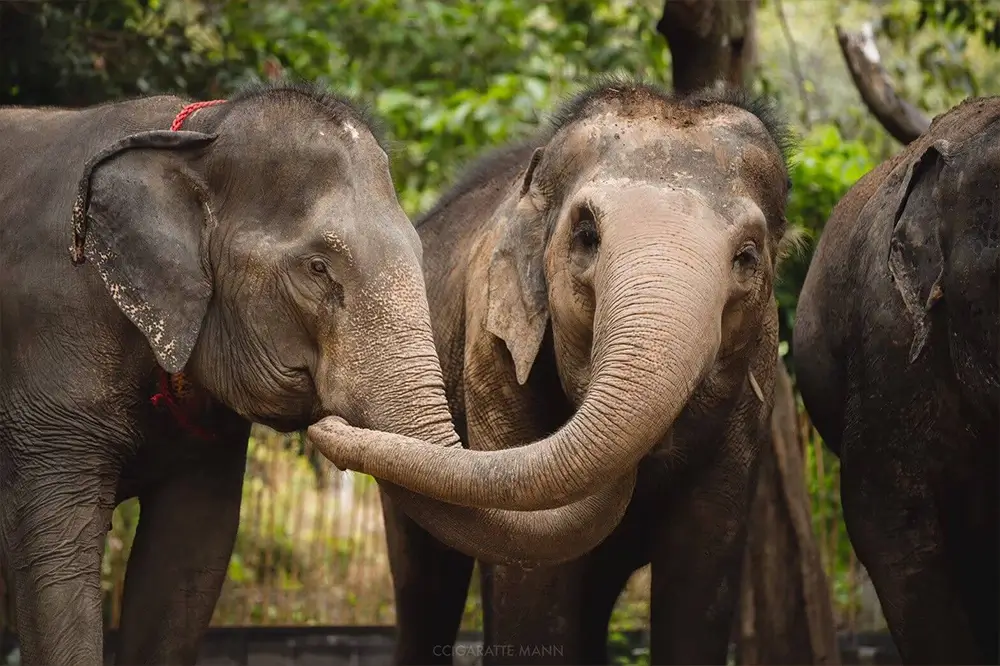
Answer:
[317,259,636,565]
[311,188,728,514]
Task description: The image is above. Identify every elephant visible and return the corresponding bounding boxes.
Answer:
[308,80,799,664]
[794,97,999,664]
[0,82,600,666]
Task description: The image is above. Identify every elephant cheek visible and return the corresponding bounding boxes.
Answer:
[548,286,595,405]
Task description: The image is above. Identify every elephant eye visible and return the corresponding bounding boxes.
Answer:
[310,259,328,275]
[572,205,601,252]
[733,244,760,276]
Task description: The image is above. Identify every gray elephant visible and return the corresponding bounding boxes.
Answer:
[0,83,581,666]
[309,80,798,664]
[794,98,999,664]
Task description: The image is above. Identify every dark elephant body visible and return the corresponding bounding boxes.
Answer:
[794,97,999,664]
[370,82,796,665]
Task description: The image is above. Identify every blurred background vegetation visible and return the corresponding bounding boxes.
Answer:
[3,0,999,652]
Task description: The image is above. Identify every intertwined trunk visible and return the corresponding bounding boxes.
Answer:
[310,186,730,564]
[319,263,635,565]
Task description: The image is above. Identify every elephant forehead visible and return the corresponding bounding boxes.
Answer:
[566,116,760,189]
[583,177,713,212]
[322,230,355,264]
[581,178,763,233]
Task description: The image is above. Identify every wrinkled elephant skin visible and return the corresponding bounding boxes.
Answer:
[319,81,797,665]
[0,84,542,666]
[794,97,999,665]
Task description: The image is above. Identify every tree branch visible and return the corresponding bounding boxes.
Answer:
[773,0,810,128]
[835,22,931,145]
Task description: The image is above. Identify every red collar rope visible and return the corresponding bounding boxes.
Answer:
[150,369,218,441]
[169,99,226,131]
[150,99,226,441]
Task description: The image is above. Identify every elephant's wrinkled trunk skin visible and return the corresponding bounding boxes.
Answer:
[315,258,636,565]
[312,191,728,516]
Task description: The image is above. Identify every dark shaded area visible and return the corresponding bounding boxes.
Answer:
[0,0,230,108]
[736,359,841,664]
[0,627,901,665]
[916,0,1000,47]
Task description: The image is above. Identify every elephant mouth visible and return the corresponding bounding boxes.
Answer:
[713,345,748,369]
[249,400,327,434]
[255,415,313,434]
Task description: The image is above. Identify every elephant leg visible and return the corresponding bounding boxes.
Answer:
[114,438,248,665]
[381,491,474,666]
[942,463,1000,664]
[648,455,754,665]
[481,475,653,666]
[840,450,983,664]
[482,560,584,666]
[577,555,642,666]
[0,464,116,666]
[577,491,653,665]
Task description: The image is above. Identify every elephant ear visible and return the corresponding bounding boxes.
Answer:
[485,146,550,385]
[887,139,951,364]
[70,129,218,373]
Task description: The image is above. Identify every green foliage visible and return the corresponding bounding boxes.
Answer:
[608,595,651,666]
[100,498,139,627]
[912,0,1000,48]
[608,629,650,666]
[803,427,866,619]
[787,124,876,237]
[777,123,876,361]
[1,0,668,217]
[880,0,1000,113]
[315,0,670,214]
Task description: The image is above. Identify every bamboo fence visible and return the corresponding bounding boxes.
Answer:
[0,417,883,634]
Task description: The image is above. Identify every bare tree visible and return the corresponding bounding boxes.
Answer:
[736,359,841,665]
[836,22,931,145]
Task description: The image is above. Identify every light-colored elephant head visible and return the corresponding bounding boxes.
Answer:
[310,81,799,565]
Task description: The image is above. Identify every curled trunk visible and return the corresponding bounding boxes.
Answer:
[320,270,636,565]
[311,191,728,530]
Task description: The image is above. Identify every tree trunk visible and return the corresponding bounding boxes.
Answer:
[735,358,841,664]
[657,0,758,94]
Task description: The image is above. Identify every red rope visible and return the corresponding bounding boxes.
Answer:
[150,369,218,441]
[149,98,227,441]
[169,99,226,131]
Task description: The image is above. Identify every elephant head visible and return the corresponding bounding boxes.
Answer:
[72,83,621,563]
[71,84,436,435]
[309,81,798,563]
